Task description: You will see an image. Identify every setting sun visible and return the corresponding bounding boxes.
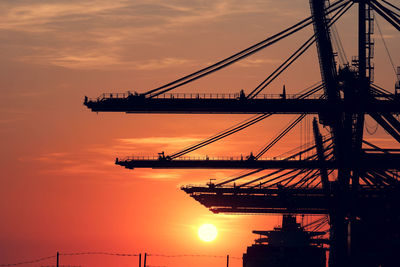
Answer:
[198,224,218,242]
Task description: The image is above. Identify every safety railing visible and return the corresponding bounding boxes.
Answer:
[181,183,387,192]
[87,92,325,102]
[99,92,129,99]
[181,184,324,190]
[117,155,307,162]
[150,93,324,100]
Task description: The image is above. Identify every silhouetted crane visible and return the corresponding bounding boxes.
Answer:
[84,0,400,266]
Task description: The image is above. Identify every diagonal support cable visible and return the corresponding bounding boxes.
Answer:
[255,114,306,159]
[169,83,323,159]
[247,1,352,98]
[143,0,350,98]
[370,0,400,31]
[381,0,400,13]
[370,112,400,143]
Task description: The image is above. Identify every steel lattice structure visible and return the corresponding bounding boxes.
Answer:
[84,0,400,266]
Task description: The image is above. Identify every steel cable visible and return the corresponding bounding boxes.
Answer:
[143,0,349,98]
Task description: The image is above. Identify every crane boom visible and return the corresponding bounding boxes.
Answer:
[181,185,400,215]
[84,96,400,114]
[115,153,400,170]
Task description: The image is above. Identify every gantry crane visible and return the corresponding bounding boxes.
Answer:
[84,0,400,266]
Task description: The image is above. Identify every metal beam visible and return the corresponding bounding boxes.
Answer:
[84,97,400,114]
[115,154,400,170]
[183,186,400,215]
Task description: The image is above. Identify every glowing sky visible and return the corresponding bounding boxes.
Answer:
[0,0,399,266]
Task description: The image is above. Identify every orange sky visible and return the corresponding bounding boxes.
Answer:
[0,0,399,266]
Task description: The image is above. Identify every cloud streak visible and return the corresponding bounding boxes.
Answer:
[0,0,292,70]
[117,136,202,145]
[236,58,280,67]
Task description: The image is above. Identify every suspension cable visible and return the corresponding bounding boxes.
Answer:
[328,0,348,64]
[255,114,306,159]
[371,83,393,95]
[249,168,308,189]
[246,36,316,99]
[146,17,313,98]
[254,162,317,189]
[278,169,311,187]
[247,0,352,98]
[331,23,348,64]
[311,170,334,189]
[303,216,327,229]
[276,136,332,160]
[294,148,335,190]
[215,169,265,186]
[169,113,272,159]
[216,138,333,187]
[373,0,400,21]
[381,0,400,14]
[143,0,350,98]
[219,168,283,187]
[254,95,324,161]
[373,170,400,185]
[375,15,399,80]
[370,0,400,31]
[169,82,323,159]
[299,170,322,188]
[247,143,333,188]
[362,139,387,152]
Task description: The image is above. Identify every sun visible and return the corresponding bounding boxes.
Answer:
[198,223,218,242]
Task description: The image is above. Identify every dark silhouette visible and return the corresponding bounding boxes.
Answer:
[243,215,326,267]
[84,0,400,266]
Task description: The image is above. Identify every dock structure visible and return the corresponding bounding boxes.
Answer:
[84,0,400,266]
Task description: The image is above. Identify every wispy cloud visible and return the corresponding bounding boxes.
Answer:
[17,49,195,70]
[117,136,201,145]
[18,137,207,180]
[135,57,193,70]
[0,118,24,124]
[236,58,280,67]
[17,51,124,70]
[139,172,182,180]
[0,0,295,70]
[0,1,128,32]
[21,152,73,164]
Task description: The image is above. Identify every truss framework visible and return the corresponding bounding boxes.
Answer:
[84,1,400,266]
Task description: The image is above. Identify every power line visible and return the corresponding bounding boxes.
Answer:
[1,252,242,266]
[0,256,56,266]
[61,252,139,257]
[148,254,241,260]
